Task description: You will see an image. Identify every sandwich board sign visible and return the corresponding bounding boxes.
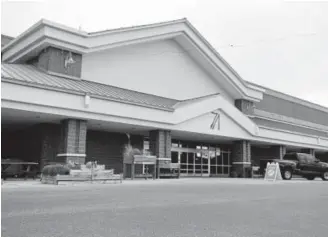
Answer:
[264,162,282,181]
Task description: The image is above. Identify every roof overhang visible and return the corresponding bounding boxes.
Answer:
[2,18,264,102]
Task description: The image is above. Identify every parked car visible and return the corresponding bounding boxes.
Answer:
[260,153,328,181]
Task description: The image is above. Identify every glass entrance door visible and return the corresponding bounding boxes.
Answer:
[171,141,231,177]
[178,149,209,176]
[221,151,231,176]
[210,149,231,176]
[180,151,196,175]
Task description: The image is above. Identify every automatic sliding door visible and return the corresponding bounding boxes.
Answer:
[210,153,217,175]
[180,152,188,174]
[187,152,194,175]
[195,153,202,176]
[179,152,195,175]
[217,151,223,175]
[210,148,226,176]
[201,154,209,176]
[222,151,231,176]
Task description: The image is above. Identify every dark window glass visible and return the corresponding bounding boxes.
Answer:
[283,154,298,161]
[171,151,179,163]
[298,154,309,163]
[188,153,194,164]
[180,153,187,164]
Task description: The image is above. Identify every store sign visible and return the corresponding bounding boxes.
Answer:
[264,162,282,181]
[201,150,209,159]
[210,112,220,130]
[209,150,216,158]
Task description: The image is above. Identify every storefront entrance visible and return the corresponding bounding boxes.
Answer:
[171,140,231,177]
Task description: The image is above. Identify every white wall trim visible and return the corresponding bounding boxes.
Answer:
[3,99,328,151]
[232,162,252,165]
[57,153,86,157]
[2,81,328,151]
[258,125,322,140]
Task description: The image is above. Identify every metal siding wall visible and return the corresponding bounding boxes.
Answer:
[255,94,328,126]
[252,118,328,137]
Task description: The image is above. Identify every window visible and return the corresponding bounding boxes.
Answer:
[142,137,150,174]
[298,154,314,163]
[283,153,298,161]
[304,154,315,163]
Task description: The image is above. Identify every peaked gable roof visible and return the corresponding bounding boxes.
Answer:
[1,18,264,102]
[1,34,14,48]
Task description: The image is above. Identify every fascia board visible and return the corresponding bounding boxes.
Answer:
[4,19,264,102]
[2,19,45,53]
[2,28,46,61]
[86,32,183,54]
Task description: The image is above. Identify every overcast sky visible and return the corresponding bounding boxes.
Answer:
[1,0,328,107]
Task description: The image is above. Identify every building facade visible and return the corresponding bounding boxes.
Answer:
[1,19,328,177]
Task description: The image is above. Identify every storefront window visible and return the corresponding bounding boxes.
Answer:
[170,140,231,177]
[171,151,179,163]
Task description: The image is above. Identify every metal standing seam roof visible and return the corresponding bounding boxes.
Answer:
[1,63,179,111]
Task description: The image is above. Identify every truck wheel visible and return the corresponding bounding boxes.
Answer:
[304,175,315,180]
[321,171,328,181]
[282,168,293,180]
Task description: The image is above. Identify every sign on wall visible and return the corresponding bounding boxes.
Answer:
[210,111,220,130]
[264,162,282,181]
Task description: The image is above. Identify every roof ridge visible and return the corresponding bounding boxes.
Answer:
[88,18,187,36]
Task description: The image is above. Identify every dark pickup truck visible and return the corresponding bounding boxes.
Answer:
[260,153,328,181]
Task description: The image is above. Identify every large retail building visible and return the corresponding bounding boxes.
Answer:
[1,19,328,177]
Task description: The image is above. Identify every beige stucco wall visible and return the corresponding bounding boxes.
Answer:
[81,39,234,102]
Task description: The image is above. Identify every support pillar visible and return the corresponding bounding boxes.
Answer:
[57,119,87,164]
[272,145,286,160]
[149,130,171,158]
[149,130,171,178]
[232,140,251,178]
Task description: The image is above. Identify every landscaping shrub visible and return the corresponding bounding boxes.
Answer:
[66,161,81,170]
[123,144,143,159]
[41,164,70,176]
[86,161,95,169]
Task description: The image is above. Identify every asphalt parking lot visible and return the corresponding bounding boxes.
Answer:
[2,178,328,237]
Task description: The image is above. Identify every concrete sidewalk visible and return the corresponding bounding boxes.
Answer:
[1,177,325,190]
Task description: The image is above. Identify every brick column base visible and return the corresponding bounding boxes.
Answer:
[149,130,171,158]
[149,130,171,179]
[231,140,251,178]
[57,119,87,165]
